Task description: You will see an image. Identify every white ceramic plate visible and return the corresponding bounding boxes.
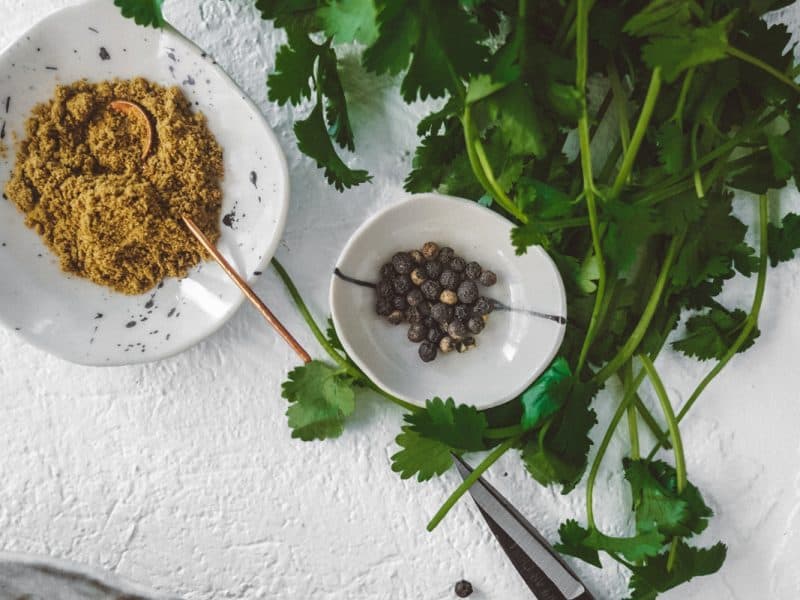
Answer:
[0,552,177,599]
[0,0,289,365]
[330,194,567,409]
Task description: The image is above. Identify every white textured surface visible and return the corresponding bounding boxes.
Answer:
[0,2,799,599]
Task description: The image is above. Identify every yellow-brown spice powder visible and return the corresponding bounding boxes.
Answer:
[4,77,223,295]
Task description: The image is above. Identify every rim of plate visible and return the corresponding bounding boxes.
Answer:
[0,0,290,365]
[329,193,567,409]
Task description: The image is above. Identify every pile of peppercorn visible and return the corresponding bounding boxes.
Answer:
[375,242,497,362]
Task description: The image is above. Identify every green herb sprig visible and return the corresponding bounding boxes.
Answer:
[121,1,800,596]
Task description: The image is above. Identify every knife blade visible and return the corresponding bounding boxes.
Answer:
[453,455,594,600]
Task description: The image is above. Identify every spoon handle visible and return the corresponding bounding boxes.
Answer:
[183,216,312,364]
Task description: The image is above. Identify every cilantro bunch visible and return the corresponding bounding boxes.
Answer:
[121,0,800,597]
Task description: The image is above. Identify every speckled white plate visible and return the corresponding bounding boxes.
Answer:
[0,552,178,599]
[330,194,567,409]
[0,0,289,365]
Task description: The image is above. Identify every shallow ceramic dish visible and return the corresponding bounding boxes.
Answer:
[0,552,178,599]
[0,0,289,365]
[330,194,567,409]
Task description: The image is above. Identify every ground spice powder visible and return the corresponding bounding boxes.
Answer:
[4,78,223,295]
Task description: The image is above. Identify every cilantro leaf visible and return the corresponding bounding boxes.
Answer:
[405,397,487,452]
[254,0,320,30]
[673,305,759,361]
[624,459,713,538]
[623,1,691,38]
[511,221,550,255]
[391,427,454,481]
[767,213,800,267]
[294,100,371,191]
[326,317,345,353]
[485,82,549,158]
[655,122,685,175]
[364,0,488,101]
[114,0,164,28]
[554,520,601,568]
[318,46,356,151]
[282,360,356,441]
[319,0,379,45]
[556,520,665,565]
[671,192,746,289]
[520,357,572,432]
[268,31,319,106]
[521,379,598,492]
[627,541,727,599]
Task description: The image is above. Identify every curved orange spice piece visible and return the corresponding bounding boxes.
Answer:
[108,100,154,159]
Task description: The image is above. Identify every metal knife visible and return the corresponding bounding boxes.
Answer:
[453,454,594,600]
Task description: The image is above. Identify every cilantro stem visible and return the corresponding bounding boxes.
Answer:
[727,46,800,96]
[272,258,348,369]
[672,68,695,130]
[575,0,607,376]
[639,355,686,493]
[634,394,671,450]
[592,233,684,385]
[586,368,647,529]
[646,196,769,459]
[647,196,769,460]
[624,362,640,460]
[473,138,528,222]
[427,437,518,531]
[462,107,528,223]
[484,424,524,440]
[690,121,705,198]
[639,354,686,574]
[272,258,420,413]
[610,68,662,198]
[462,106,496,200]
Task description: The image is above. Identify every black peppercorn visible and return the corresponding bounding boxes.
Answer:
[380,263,394,279]
[447,320,469,339]
[410,249,425,265]
[431,303,453,324]
[387,309,404,325]
[419,341,437,362]
[467,316,484,334]
[454,304,470,322]
[472,296,494,315]
[450,256,466,272]
[375,297,392,316]
[408,323,428,343]
[465,261,482,280]
[392,252,413,274]
[457,280,479,304]
[377,279,393,297]
[438,246,455,261]
[392,295,407,311]
[454,580,473,597]
[479,270,497,287]
[406,305,424,324]
[440,269,459,290]
[421,279,442,300]
[410,267,427,286]
[422,315,437,330]
[422,241,439,259]
[425,260,443,280]
[406,288,424,307]
[417,301,432,317]
[427,327,444,344]
[393,274,412,295]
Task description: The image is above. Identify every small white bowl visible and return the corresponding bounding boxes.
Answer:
[0,0,288,365]
[330,194,567,410]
